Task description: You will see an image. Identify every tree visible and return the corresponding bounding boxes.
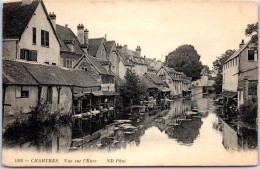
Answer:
[245,22,258,44]
[212,50,235,94]
[165,45,203,81]
[120,69,147,107]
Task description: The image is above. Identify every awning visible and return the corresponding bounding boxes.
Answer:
[102,91,120,96]
[158,87,170,92]
[222,91,237,98]
[73,91,91,98]
[92,91,104,96]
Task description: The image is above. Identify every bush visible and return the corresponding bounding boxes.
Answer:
[239,98,258,125]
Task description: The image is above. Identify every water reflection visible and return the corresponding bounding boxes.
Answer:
[4,94,257,154]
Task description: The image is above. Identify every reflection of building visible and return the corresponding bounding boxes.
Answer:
[222,39,258,108]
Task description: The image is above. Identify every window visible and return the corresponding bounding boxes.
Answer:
[20,49,37,61]
[45,62,49,65]
[248,50,255,61]
[65,59,73,69]
[41,30,49,47]
[33,27,36,44]
[52,63,56,65]
[15,86,29,98]
[46,86,53,104]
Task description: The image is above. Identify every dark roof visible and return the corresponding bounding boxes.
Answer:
[98,59,110,66]
[2,60,38,85]
[62,69,100,88]
[87,55,111,75]
[145,72,163,85]
[60,51,82,60]
[120,55,134,67]
[73,55,111,75]
[88,38,104,56]
[22,62,70,85]
[140,76,158,89]
[3,60,100,88]
[56,24,84,54]
[104,41,115,55]
[3,0,39,39]
[3,0,60,46]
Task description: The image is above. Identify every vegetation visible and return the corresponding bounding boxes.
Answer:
[212,50,235,94]
[3,102,71,148]
[245,22,258,44]
[239,97,258,126]
[120,69,147,107]
[165,45,203,81]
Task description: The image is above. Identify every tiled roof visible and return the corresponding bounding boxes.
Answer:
[60,51,82,60]
[104,41,115,55]
[140,76,158,89]
[56,24,85,54]
[3,60,100,88]
[120,55,134,67]
[225,41,250,63]
[2,60,38,85]
[73,55,111,75]
[87,56,111,75]
[22,62,70,85]
[145,72,163,85]
[98,60,110,66]
[88,38,104,56]
[3,0,39,39]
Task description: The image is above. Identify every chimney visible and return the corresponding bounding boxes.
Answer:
[84,28,89,45]
[49,12,56,30]
[77,24,84,44]
[123,45,127,50]
[65,24,68,28]
[239,39,245,48]
[136,45,141,56]
[22,0,32,5]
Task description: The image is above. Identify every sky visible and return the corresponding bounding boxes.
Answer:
[16,0,260,68]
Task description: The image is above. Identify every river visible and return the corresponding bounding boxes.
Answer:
[3,93,258,166]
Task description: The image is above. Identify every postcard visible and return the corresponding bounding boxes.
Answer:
[2,0,258,167]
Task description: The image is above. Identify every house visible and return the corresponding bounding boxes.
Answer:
[117,45,134,80]
[2,60,101,130]
[88,37,107,61]
[141,72,170,102]
[2,0,61,65]
[118,45,148,77]
[55,23,87,68]
[222,39,258,108]
[147,58,164,72]
[156,66,185,97]
[105,41,120,76]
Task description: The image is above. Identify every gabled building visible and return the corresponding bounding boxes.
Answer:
[157,66,184,97]
[55,23,87,68]
[222,39,258,108]
[3,0,61,65]
[88,37,107,60]
[118,45,148,77]
[105,41,119,76]
[2,60,100,130]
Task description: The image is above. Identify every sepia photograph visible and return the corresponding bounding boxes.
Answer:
[1,0,259,167]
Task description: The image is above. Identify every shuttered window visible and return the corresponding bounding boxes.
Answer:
[20,49,37,62]
[41,30,49,47]
[32,27,36,44]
